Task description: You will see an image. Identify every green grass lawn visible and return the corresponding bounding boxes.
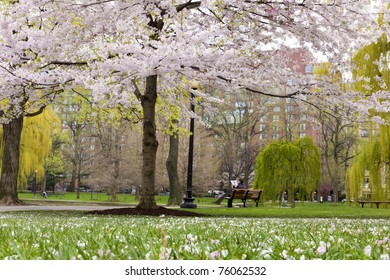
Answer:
[17,191,390,219]
[3,192,390,260]
[190,202,390,219]
[1,211,390,260]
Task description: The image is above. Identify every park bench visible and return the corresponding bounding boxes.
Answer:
[358,200,390,208]
[226,189,262,208]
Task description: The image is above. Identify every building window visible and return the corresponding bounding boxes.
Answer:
[299,132,306,138]
[260,133,267,140]
[299,123,306,131]
[272,133,279,139]
[305,65,314,73]
[260,124,266,132]
[287,79,295,86]
[272,115,279,122]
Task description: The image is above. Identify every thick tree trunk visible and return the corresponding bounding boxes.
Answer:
[137,75,159,209]
[166,120,183,205]
[0,116,24,205]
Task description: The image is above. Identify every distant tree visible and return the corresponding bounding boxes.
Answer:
[206,91,267,187]
[254,137,320,208]
[60,92,95,198]
[347,35,390,204]
[162,107,184,205]
[316,110,356,202]
[158,84,186,206]
[92,118,132,201]
[44,149,65,193]
[312,63,357,202]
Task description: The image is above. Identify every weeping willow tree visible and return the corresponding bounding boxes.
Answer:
[0,107,58,192]
[254,136,320,208]
[347,138,388,202]
[346,34,390,204]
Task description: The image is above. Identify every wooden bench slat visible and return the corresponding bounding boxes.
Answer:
[226,189,262,207]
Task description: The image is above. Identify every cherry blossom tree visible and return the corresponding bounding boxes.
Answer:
[0,1,71,204]
[1,0,388,207]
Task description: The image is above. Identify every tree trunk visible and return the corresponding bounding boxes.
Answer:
[111,159,119,201]
[333,119,340,202]
[111,129,121,201]
[76,162,81,199]
[76,140,82,199]
[288,183,296,208]
[166,119,183,205]
[137,75,159,209]
[0,116,24,205]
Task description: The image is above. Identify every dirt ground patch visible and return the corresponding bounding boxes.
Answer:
[87,206,209,217]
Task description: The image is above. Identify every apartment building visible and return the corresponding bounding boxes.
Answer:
[257,48,319,145]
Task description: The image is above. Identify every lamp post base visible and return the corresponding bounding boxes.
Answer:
[180,197,197,208]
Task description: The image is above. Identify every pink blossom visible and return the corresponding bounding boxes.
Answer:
[317,242,327,256]
[209,251,220,260]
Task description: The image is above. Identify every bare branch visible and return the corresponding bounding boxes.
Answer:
[39,60,88,69]
[132,79,143,100]
[176,1,202,12]
[25,104,46,117]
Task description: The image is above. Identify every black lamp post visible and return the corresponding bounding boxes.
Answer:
[180,81,199,209]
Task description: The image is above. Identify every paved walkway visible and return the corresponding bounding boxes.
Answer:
[0,204,128,212]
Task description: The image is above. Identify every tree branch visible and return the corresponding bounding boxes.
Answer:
[39,60,88,69]
[25,104,47,117]
[176,1,202,12]
[132,79,143,100]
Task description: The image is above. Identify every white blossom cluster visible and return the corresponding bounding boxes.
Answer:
[0,0,388,122]
[0,213,389,260]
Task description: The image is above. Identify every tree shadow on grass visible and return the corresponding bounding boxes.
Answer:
[87,206,209,217]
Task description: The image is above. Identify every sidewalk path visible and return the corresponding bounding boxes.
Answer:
[0,204,128,212]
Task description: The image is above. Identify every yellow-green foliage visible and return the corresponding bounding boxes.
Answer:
[347,126,390,201]
[157,76,197,137]
[346,35,390,202]
[313,62,331,76]
[254,137,320,201]
[0,108,59,189]
[313,61,348,94]
[353,34,390,94]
